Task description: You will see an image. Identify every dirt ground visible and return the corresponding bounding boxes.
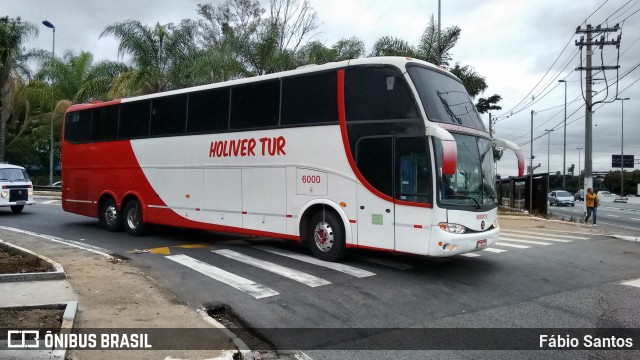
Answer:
[0,230,236,359]
[0,246,51,274]
[0,307,63,330]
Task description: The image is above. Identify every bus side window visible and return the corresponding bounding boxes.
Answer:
[187,88,230,134]
[230,80,280,130]
[395,137,431,204]
[119,100,151,139]
[65,110,92,143]
[281,72,338,126]
[356,137,393,197]
[91,105,119,141]
[150,94,187,137]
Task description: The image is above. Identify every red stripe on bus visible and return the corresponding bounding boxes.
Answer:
[196,208,201,211]
[349,220,357,223]
[337,69,433,209]
[345,243,414,255]
[337,70,394,203]
[413,224,423,229]
[286,214,293,218]
[242,211,248,215]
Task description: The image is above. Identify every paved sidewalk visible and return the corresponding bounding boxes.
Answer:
[0,229,238,360]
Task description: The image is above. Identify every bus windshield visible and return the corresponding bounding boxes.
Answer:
[435,134,496,207]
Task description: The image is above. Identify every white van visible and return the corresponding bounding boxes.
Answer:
[0,164,35,213]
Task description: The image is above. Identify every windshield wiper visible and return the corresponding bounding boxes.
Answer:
[446,195,481,209]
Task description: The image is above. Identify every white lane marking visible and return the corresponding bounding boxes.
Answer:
[607,215,620,218]
[41,199,59,205]
[360,256,414,270]
[494,241,530,249]
[254,246,375,278]
[460,253,481,257]
[482,248,507,253]
[499,237,552,246]
[166,254,279,299]
[502,229,587,240]
[500,232,572,243]
[630,218,640,221]
[621,279,640,288]
[0,225,113,258]
[212,249,330,287]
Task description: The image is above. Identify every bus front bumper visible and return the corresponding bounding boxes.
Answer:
[429,226,499,256]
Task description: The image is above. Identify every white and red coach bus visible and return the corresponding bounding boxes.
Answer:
[62,57,524,261]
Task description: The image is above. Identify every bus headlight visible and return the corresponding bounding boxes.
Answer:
[1,191,8,198]
[28,190,33,196]
[492,219,499,229]
[438,223,467,234]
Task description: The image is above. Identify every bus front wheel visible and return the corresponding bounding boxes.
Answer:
[123,199,146,236]
[99,199,122,232]
[308,210,346,262]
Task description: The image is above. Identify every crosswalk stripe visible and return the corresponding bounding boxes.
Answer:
[502,229,588,240]
[494,241,530,249]
[253,246,376,278]
[460,253,481,257]
[166,254,278,299]
[482,248,507,253]
[524,228,597,236]
[41,200,59,205]
[500,232,572,243]
[361,256,414,270]
[621,279,640,288]
[499,237,552,245]
[212,249,330,287]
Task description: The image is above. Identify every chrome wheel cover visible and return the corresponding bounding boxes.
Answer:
[314,221,334,252]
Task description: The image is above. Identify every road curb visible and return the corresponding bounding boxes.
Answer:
[0,239,66,282]
[0,301,77,360]
[611,235,640,242]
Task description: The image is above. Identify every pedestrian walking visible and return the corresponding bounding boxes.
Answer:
[584,188,598,226]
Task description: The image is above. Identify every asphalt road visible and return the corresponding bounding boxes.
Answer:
[549,198,640,235]
[2,202,639,359]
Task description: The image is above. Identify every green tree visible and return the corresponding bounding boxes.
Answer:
[36,50,128,103]
[0,16,40,162]
[100,20,200,94]
[296,37,365,65]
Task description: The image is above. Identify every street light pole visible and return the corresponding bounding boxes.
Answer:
[42,20,55,186]
[615,97,630,196]
[558,80,567,190]
[544,129,554,174]
[530,110,535,214]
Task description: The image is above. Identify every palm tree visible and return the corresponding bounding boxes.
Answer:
[369,17,488,99]
[100,20,191,94]
[36,50,129,103]
[0,16,40,162]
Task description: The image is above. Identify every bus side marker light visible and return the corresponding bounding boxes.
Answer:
[451,245,457,251]
[340,202,347,207]
[185,194,191,199]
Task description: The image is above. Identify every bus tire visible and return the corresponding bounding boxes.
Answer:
[99,198,122,232]
[123,199,146,236]
[308,210,346,262]
[10,205,24,214]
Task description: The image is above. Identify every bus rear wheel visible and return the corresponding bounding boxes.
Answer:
[123,199,146,236]
[308,210,346,262]
[99,198,122,232]
[10,205,24,214]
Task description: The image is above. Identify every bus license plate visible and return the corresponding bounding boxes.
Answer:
[476,239,487,249]
[15,201,26,205]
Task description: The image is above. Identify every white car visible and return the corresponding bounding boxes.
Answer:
[548,190,575,207]
[0,164,35,213]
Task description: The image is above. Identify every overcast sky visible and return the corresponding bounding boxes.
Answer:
[5,0,639,177]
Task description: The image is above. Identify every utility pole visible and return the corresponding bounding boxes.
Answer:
[437,0,441,65]
[575,23,621,196]
[577,147,583,190]
[530,110,534,214]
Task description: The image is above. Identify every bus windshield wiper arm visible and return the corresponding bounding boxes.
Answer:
[447,195,481,209]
